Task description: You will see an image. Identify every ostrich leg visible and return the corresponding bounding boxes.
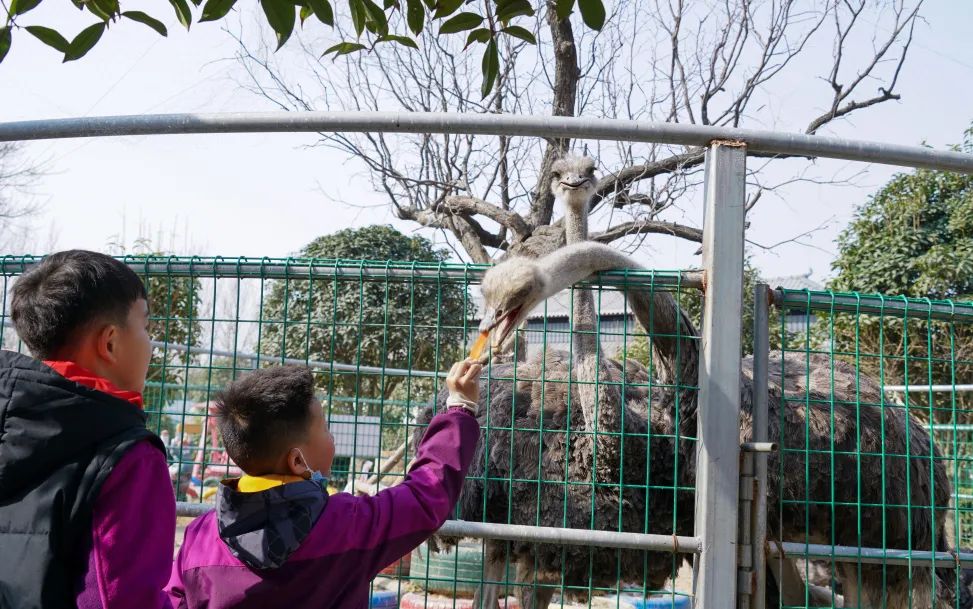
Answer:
[473,543,504,609]
[768,556,841,607]
[514,561,555,609]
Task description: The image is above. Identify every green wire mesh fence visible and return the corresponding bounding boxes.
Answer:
[5,254,970,609]
[0,254,701,609]
[767,288,973,609]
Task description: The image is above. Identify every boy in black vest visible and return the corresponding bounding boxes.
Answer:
[0,250,174,609]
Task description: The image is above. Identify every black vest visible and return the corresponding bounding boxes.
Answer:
[0,351,163,609]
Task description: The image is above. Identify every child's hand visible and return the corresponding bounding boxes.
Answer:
[446,359,482,405]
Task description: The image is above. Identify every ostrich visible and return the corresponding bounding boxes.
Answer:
[414,157,695,609]
[477,236,959,609]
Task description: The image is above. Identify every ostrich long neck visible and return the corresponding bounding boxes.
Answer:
[536,242,700,417]
[561,196,625,457]
[563,199,597,357]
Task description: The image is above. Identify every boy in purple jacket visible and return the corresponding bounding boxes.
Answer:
[166,361,482,608]
[0,250,174,609]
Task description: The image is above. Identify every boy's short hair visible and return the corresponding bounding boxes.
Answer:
[11,250,148,359]
[215,366,316,474]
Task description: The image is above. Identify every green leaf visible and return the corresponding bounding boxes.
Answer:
[0,28,11,64]
[480,37,498,99]
[25,25,70,52]
[406,0,423,36]
[501,25,534,44]
[495,0,533,23]
[307,0,334,25]
[382,0,395,8]
[169,0,192,29]
[70,0,84,10]
[189,0,203,6]
[84,0,112,21]
[90,0,119,18]
[438,11,482,34]
[554,0,574,20]
[10,0,43,16]
[433,0,462,18]
[199,0,237,22]
[379,34,418,49]
[299,4,312,24]
[63,21,105,62]
[420,0,434,9]
[349,0,366,36]
[577,0,604,30]
[121,11,168,36]
[463,27,490,49]
[261,0,296,49]
[322,40,366,58]
[360,0,387,35]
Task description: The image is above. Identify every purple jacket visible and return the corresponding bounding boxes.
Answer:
[166,408,479,609]
[76,440,175,609]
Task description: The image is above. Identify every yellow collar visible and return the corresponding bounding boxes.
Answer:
[236,473,305,493]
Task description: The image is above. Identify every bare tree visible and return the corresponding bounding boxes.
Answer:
[233,0,920,264]
[0,143,43,251]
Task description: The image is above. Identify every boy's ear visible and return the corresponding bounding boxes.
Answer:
[94,323,119,364]
[285,448,305,477]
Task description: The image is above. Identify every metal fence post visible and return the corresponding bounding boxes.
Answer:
[752,284,771,609]
[694,141,747,609]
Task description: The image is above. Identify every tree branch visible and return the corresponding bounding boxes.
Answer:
[439,195,531,239]
[593,219,703,244]
[528,2,579,230]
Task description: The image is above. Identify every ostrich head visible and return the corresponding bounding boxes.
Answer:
[478,257,548,356]
[550,155,597,212]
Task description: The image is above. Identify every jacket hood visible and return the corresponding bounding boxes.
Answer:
[216,478,328,570]
[0,350,149,499]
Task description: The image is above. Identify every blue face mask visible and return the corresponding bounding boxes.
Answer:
[296,449,330,489]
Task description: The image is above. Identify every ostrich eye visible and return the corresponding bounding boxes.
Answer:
[551,171,561,180]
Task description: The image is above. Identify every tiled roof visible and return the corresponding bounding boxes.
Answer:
[767,271,823,291]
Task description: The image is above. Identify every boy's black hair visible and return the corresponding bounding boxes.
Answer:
[11,250,148,359]
[215,366,317,474]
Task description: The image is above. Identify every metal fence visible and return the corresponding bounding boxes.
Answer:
[2,112,973,609]
[0,255,703,608]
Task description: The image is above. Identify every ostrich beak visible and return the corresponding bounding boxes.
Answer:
[478,314,496,334]
[560,175,591,189]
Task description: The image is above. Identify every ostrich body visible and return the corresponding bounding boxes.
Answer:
[477,238,957,609]
[414,158,694,608]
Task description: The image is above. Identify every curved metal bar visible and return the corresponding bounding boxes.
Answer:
[0,112,971,173]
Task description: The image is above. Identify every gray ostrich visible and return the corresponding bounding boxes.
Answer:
[414,157,695,609]
[476,224,958,607]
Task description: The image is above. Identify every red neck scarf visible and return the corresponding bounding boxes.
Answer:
[43,360,144,409]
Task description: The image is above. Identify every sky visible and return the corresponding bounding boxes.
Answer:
[1,1,971,283]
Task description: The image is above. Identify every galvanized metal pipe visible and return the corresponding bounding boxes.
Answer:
[884,384,973,393]
[740,442,776,453]
[752,284,771,609]
[694,142,747,609]
[1,112,972,173]
[148,338,445,379]
[767,540,973,568]
[0,255,703,291]
[174,502,701,553]
[772,289,973,323]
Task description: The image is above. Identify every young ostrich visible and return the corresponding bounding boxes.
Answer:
[414,157,695,609]
[479,236,959,609]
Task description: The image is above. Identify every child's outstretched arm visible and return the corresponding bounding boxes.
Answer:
[343,360,482,578]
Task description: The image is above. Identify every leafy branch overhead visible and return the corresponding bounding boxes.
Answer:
[0,0,605,97]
